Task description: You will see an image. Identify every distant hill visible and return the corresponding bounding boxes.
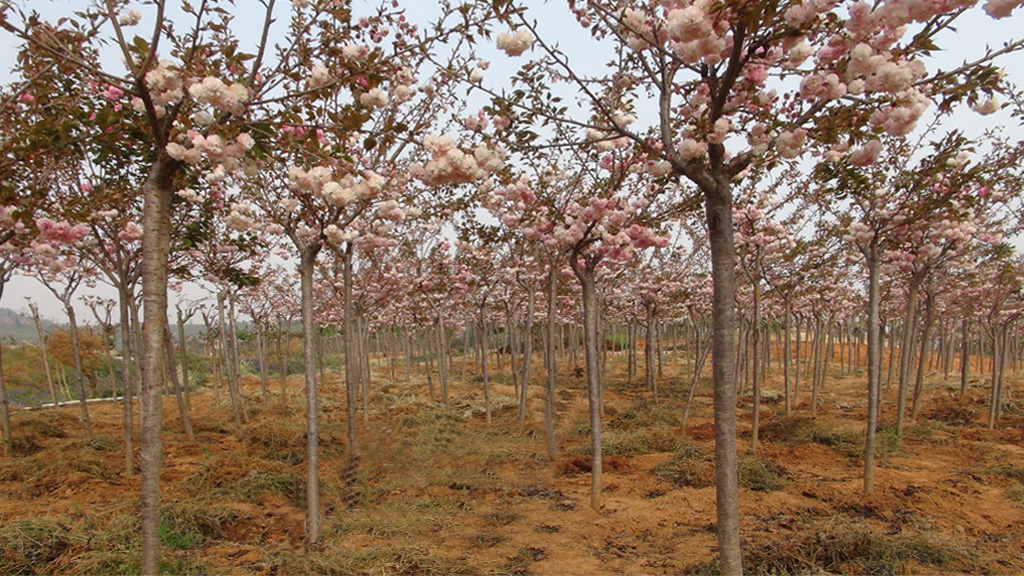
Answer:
[0,307,262,345]
[0,307,55,344]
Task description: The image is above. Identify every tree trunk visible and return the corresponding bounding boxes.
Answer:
[810,317,821,416]
[993,323,1010,424]
[703,180,742,575]
[910,289,937,421]
[0,312,11,457]
[960,318,970,397]
[783,296,792,416]
[886,321,898,391]
[425,331,435,399]
[66,306,92,440]
[176,311,191,411]
[572,261,603,511]
[342,243,359,460]
[794,315,802,405]
[298,245,322,547]
[863,242,882,494]
[750,273,762,455]
[29,302,59,408]
[509,317,519,400]
[897,275,923,436]
[218,294,243,427]
[139,154,177,576]
[437,315,449,410]
[645,302,656,401]
[164,326,194,442]
[481,316,492,426]
[656,318,664,379]
[626,321,636,385]
[682,321,711,430]
[519,282,535,429]
[544,261,558,460]
[256,323,269,403]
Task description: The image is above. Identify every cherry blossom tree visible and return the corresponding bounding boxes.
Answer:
[0,0,486,565]
[472,1,1023,567]
[824,130,1021,492]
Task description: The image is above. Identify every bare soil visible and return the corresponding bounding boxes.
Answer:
[2,357,1024,575]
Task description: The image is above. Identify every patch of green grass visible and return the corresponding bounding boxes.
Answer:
[738,456,786,492]
[688,517,975,576]
[0,506,155,576]
[1006,483,1024,504]
[86,433,118,452]
[233,470,304,507]
[577,426,683,456]
[0,517,87,575]
[484,510,522,527]
[498,546,548,576]
[238,417,305,462]
[159,500,233,550]
[653,446,785,492]
[326,497,469,539]
[759,415,900,462]
[988,464,1024,483]
[652,443,715,489]
[300,543,478,575]
[469,532,507,548]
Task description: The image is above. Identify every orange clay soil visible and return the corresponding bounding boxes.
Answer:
[2,356,1024,575]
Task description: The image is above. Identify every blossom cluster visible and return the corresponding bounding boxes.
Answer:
[411,134,506,186]
[496,28,535,57]
[189,76,250,114]
[139,59,183,116]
